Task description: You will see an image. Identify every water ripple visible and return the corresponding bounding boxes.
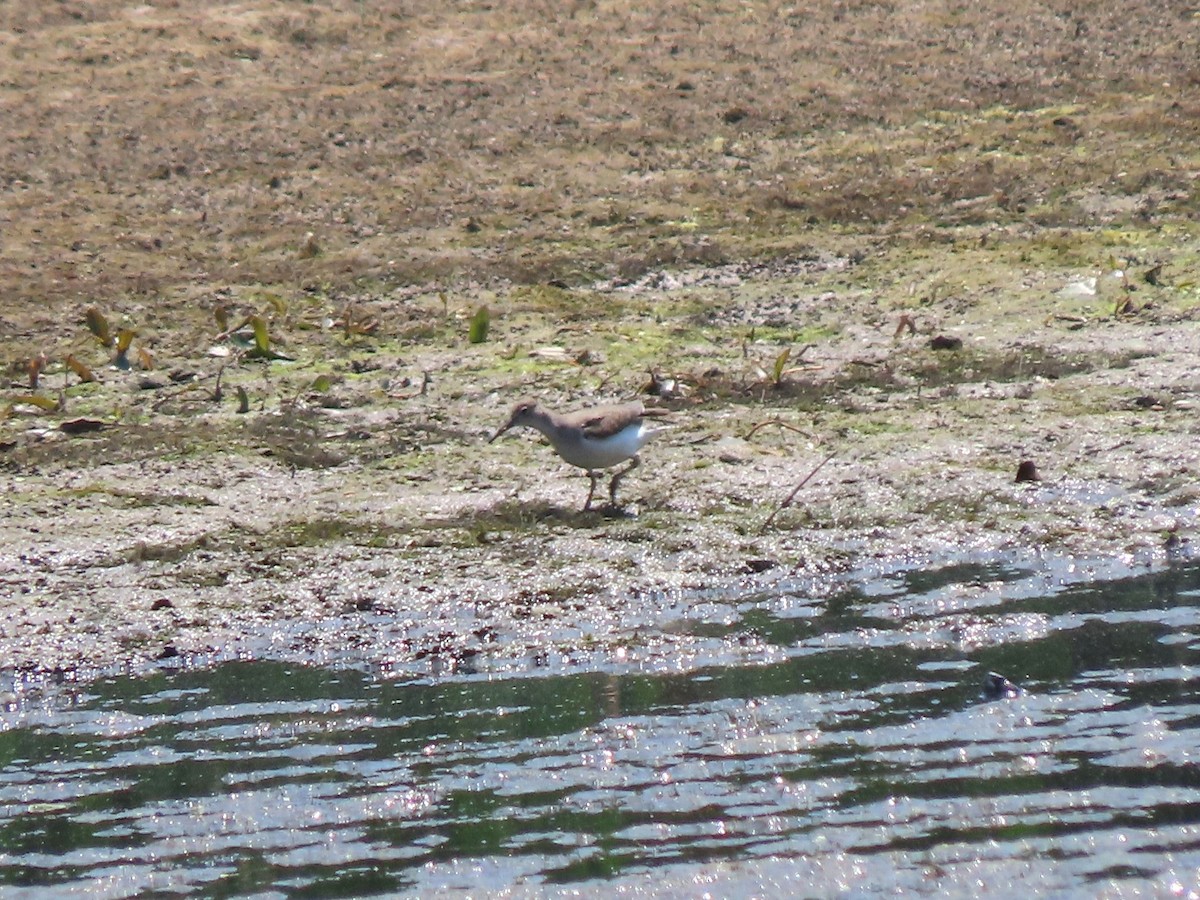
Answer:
[2,562,1199,897]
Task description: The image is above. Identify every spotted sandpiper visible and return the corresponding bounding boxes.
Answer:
[489,399,669,510]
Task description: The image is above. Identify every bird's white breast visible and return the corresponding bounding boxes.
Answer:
[551,422,655,470]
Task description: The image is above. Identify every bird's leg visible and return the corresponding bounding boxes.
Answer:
[583,470,601,511]
[608,455,640,507]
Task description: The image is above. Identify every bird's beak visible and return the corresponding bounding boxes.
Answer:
[488,418,515,444]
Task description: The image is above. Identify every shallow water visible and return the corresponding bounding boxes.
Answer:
[3,562,1200,898]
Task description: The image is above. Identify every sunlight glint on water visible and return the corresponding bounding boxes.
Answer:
[1,563,1199,897]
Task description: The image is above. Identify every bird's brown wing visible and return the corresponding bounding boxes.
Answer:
[574,402,669,439]
[573,405,629,439]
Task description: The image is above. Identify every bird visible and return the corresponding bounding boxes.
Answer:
[489,399,669,510]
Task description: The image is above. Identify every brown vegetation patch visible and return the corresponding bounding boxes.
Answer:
[2,0,1198,310]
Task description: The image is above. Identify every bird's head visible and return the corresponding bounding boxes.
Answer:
[488,400,540,443]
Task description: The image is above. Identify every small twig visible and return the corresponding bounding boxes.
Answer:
[213,315,253,343]
[762,453,835,531]
[744,418,813,441]
[151,371,217,412]
[388,371,432,400]
[893,314,918,338]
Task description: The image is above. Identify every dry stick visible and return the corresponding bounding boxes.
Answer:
[150,371,217,412]
[388,371,432,400]
[744,418,812,441]
[213,315,254,343]
[762,452,836,531]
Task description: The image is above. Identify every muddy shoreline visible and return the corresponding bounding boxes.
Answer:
[2,2,1199,686]
[3,252,1198,686]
